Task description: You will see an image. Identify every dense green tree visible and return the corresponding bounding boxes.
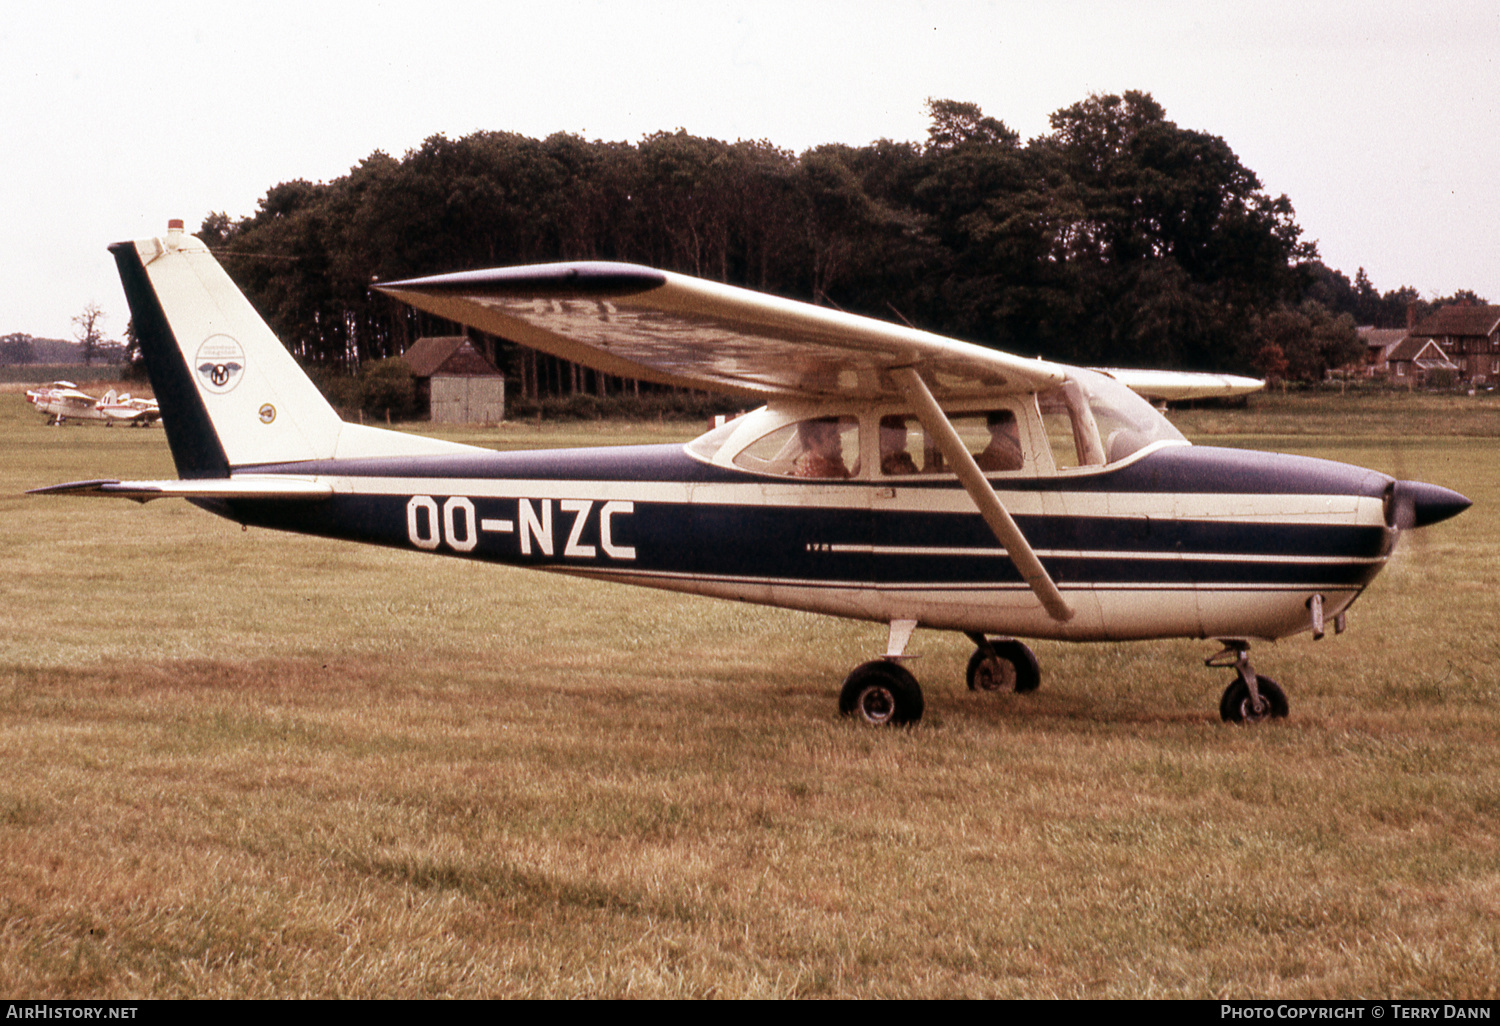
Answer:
[0,332,35,365]
[1248,302,1362,382]
[198,92,1415,389]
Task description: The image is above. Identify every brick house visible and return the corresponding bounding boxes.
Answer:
[1355,327,1410,378]
[1385,335,1459,385]
[1409,305,1500,384]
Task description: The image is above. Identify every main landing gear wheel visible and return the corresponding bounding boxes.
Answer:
[1219,676,1288,724]
[965,636,1041,693]
[839,660,924,726]
[1207,641,1289,724]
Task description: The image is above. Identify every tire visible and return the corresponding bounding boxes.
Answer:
[1219,676,1289,723]
[966,639,1041,693]
[839,660,924,726]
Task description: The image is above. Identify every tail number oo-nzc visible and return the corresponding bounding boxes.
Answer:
[406,496,635,559]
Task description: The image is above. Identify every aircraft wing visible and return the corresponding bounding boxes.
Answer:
[377,262,1067,401]
[1092,368,1263,401]
[28,477,332,504]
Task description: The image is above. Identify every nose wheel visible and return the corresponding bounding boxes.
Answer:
[1207,641,1289,723]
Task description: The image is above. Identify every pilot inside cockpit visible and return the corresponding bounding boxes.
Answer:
[975,410,1024,472]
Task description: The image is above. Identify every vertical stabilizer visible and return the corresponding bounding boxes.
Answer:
[109,221,478,476]
[110,222,343,473]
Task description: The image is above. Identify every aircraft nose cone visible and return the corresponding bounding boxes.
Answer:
[1389,480,1472,529]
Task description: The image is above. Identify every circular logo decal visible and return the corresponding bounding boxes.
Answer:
[258,404,276,424]
[195,335,246,394]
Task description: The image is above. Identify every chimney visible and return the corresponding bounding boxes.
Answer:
[1407,302,1418,330]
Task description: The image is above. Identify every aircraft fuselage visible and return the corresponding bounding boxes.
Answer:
[221,440,1396,644]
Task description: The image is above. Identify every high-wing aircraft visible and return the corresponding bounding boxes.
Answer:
[26,382,160,426]
[26,381,104,424]
[31,222,1471,726]
[95,388,162,426]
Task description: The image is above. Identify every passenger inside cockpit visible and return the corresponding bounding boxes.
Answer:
[879,415,920,475]
[793,418,851,479]
[975,410,1024,472]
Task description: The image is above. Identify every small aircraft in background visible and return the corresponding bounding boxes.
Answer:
[95,389,161,426]
[32,222,1470,726]
[26,382,159,426]
[26,381,103,424]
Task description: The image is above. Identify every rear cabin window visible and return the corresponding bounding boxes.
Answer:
[731,416,860,479]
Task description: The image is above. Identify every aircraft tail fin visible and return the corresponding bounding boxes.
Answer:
[109,220,477,478]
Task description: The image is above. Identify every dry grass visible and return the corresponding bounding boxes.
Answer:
[1,393,1497,998]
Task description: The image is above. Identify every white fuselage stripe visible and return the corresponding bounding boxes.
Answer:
[550,565,1370,592]
[823,543,1382,565]
[312,475,1385,527]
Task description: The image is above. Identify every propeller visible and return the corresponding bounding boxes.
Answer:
[1386,480,1472,530]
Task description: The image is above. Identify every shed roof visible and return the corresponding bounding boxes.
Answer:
[401,336,502,379]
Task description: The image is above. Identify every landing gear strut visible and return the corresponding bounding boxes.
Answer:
[1207,641,1288,723]
[839,626,1047,726]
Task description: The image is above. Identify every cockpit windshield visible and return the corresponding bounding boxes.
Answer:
[1074,368,1187,462]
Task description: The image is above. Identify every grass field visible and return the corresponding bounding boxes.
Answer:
[1,391,1496,998]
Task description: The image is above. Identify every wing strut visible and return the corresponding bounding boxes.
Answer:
[891,366,1074,623]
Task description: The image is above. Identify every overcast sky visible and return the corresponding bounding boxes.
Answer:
[4,0,1497,341]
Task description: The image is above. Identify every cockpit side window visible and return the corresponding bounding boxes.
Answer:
[878,415,925,475]
[878,408,1031,477]
[1038,382,1105,469]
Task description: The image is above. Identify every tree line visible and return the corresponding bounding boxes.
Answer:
[189,93,1466,392]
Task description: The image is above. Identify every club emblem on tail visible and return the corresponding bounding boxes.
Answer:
[194,335,246,393]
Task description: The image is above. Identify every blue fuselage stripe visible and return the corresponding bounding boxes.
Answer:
[228,445,1393,594]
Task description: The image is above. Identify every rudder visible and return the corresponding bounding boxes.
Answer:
[110,221,344,474]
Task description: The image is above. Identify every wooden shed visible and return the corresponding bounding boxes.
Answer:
[401,336,506,424]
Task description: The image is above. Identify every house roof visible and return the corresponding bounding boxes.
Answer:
[1411,305,1500,340]
[1388,336,1457,366]
[1386,336,1424,361]
[401,336,502,378]
[1357,327,1409,352]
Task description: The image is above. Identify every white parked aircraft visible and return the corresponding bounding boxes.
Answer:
[32,222,1470,726]
[26,382,159,426]
[26,381,102,424]
[95,389,161,426]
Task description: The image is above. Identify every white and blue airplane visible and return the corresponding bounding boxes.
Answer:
[32,221,1471,726]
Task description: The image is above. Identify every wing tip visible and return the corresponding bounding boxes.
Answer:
[377,261,667,297]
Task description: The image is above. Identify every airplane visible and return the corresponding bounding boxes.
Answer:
[26,381,104,424]
[26,381,160,426]
[30,221,1471,727]
[95,388,162,426]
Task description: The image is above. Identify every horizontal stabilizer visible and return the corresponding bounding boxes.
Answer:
[28,476,332,503]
